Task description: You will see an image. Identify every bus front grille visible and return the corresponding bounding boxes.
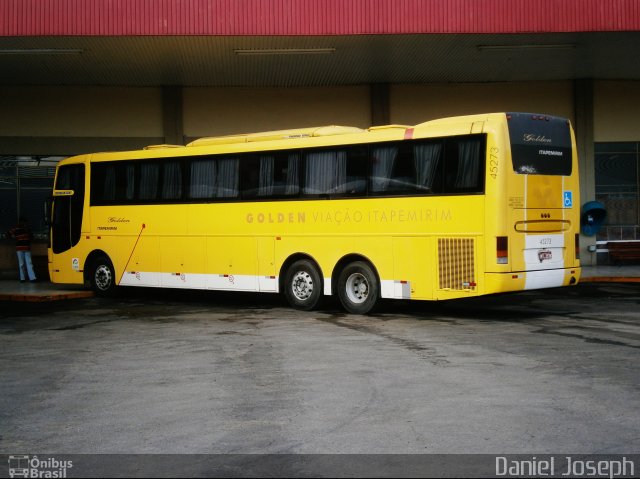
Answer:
[438,237,476,291]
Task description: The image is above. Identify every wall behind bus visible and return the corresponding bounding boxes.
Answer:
[592,80,640,260]
[183,86,371,139]
[390,81,574,125]
[0,85,165,278]
[594,81,640,142]
[0,86,164,155]
[1,83,579,154]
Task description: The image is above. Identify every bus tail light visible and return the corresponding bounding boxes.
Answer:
[575,234,580,260]
[497,236,508,264]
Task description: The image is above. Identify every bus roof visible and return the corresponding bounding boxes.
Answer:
[186,125,365,148]
[60,113,509,164]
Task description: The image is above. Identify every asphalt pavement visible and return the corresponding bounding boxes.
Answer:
[1,281,638,463]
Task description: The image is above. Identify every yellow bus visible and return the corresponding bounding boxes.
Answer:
[48,112,581,314]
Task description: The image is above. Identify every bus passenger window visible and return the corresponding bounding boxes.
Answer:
[90,164,114,204]
[139,162,160,200]
[304,150,347,195]
[444,136,484,193]
[284,154,300,196]
[304,147,366,196]
[413,141,443,193]
[189,157,240,199]
[91,162,134,205]
[264,153,300,197]
[102,166,116,201]
[190,158,216,199]
[344,147,367,195]
[257,155,276,196]
[370,141,442,195]
[162,160,182,200]
[371,145,399,193]
[124,164,135,201]
[242,153,300,199]
[215,158,239,198]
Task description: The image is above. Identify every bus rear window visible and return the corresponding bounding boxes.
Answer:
[508,113,572,176]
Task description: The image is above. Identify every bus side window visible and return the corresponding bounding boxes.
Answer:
[90,163,111,204]
[101,165,116,201]
[121,163,135,201]
[304,149,347,195]
[161,160,182,200]
[370,140,442,196]
[412,140,443,194]
[266,153,300,197]
[189,156,239,200]
[139,162,160,200]
[240,155,260,199]
[444,136,485,193]
[282,154,301,196]
[190,158,216,199]
[242,152,300,199]
[344,147,367,195]
[370,144,400,194]
[91,162,135,205]
[303,147,366,196]
[215,158,239,198]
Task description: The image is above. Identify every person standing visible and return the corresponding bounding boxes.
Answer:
[8,217,37,283]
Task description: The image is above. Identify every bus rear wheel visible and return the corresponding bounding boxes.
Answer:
[284,259,322,311]
[337,261,379,315]
[89,255,117,297]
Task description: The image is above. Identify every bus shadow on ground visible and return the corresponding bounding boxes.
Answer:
[3,282,634,326]
[103,283,595,322]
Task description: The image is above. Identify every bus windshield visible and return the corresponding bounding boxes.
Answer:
[508,113,572,176]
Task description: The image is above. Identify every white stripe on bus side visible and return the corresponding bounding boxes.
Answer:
[118,272,408,298]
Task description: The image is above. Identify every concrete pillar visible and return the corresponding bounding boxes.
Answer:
[162,86,184,145]
[574,79,596,265]
[370,83,390,127]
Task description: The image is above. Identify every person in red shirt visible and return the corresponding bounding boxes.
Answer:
[8,217,37,283]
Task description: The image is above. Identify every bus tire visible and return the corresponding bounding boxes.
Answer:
[284,259,323,311]
[337,261,379,315]
[89,255,117,297]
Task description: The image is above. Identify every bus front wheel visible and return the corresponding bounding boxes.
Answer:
[337,261,379,315]
[284,259,322,311]
[89,255,117,296]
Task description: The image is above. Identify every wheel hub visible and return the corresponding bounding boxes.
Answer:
[95,265,112,290]
[346,273,369,304]
[292,271,314,300]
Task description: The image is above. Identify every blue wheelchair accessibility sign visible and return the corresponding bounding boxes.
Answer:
[563,191,573,208]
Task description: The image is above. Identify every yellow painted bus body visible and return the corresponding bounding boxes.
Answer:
[48,113,581,306]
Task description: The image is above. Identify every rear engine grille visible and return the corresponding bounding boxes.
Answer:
[438,237,476,290]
